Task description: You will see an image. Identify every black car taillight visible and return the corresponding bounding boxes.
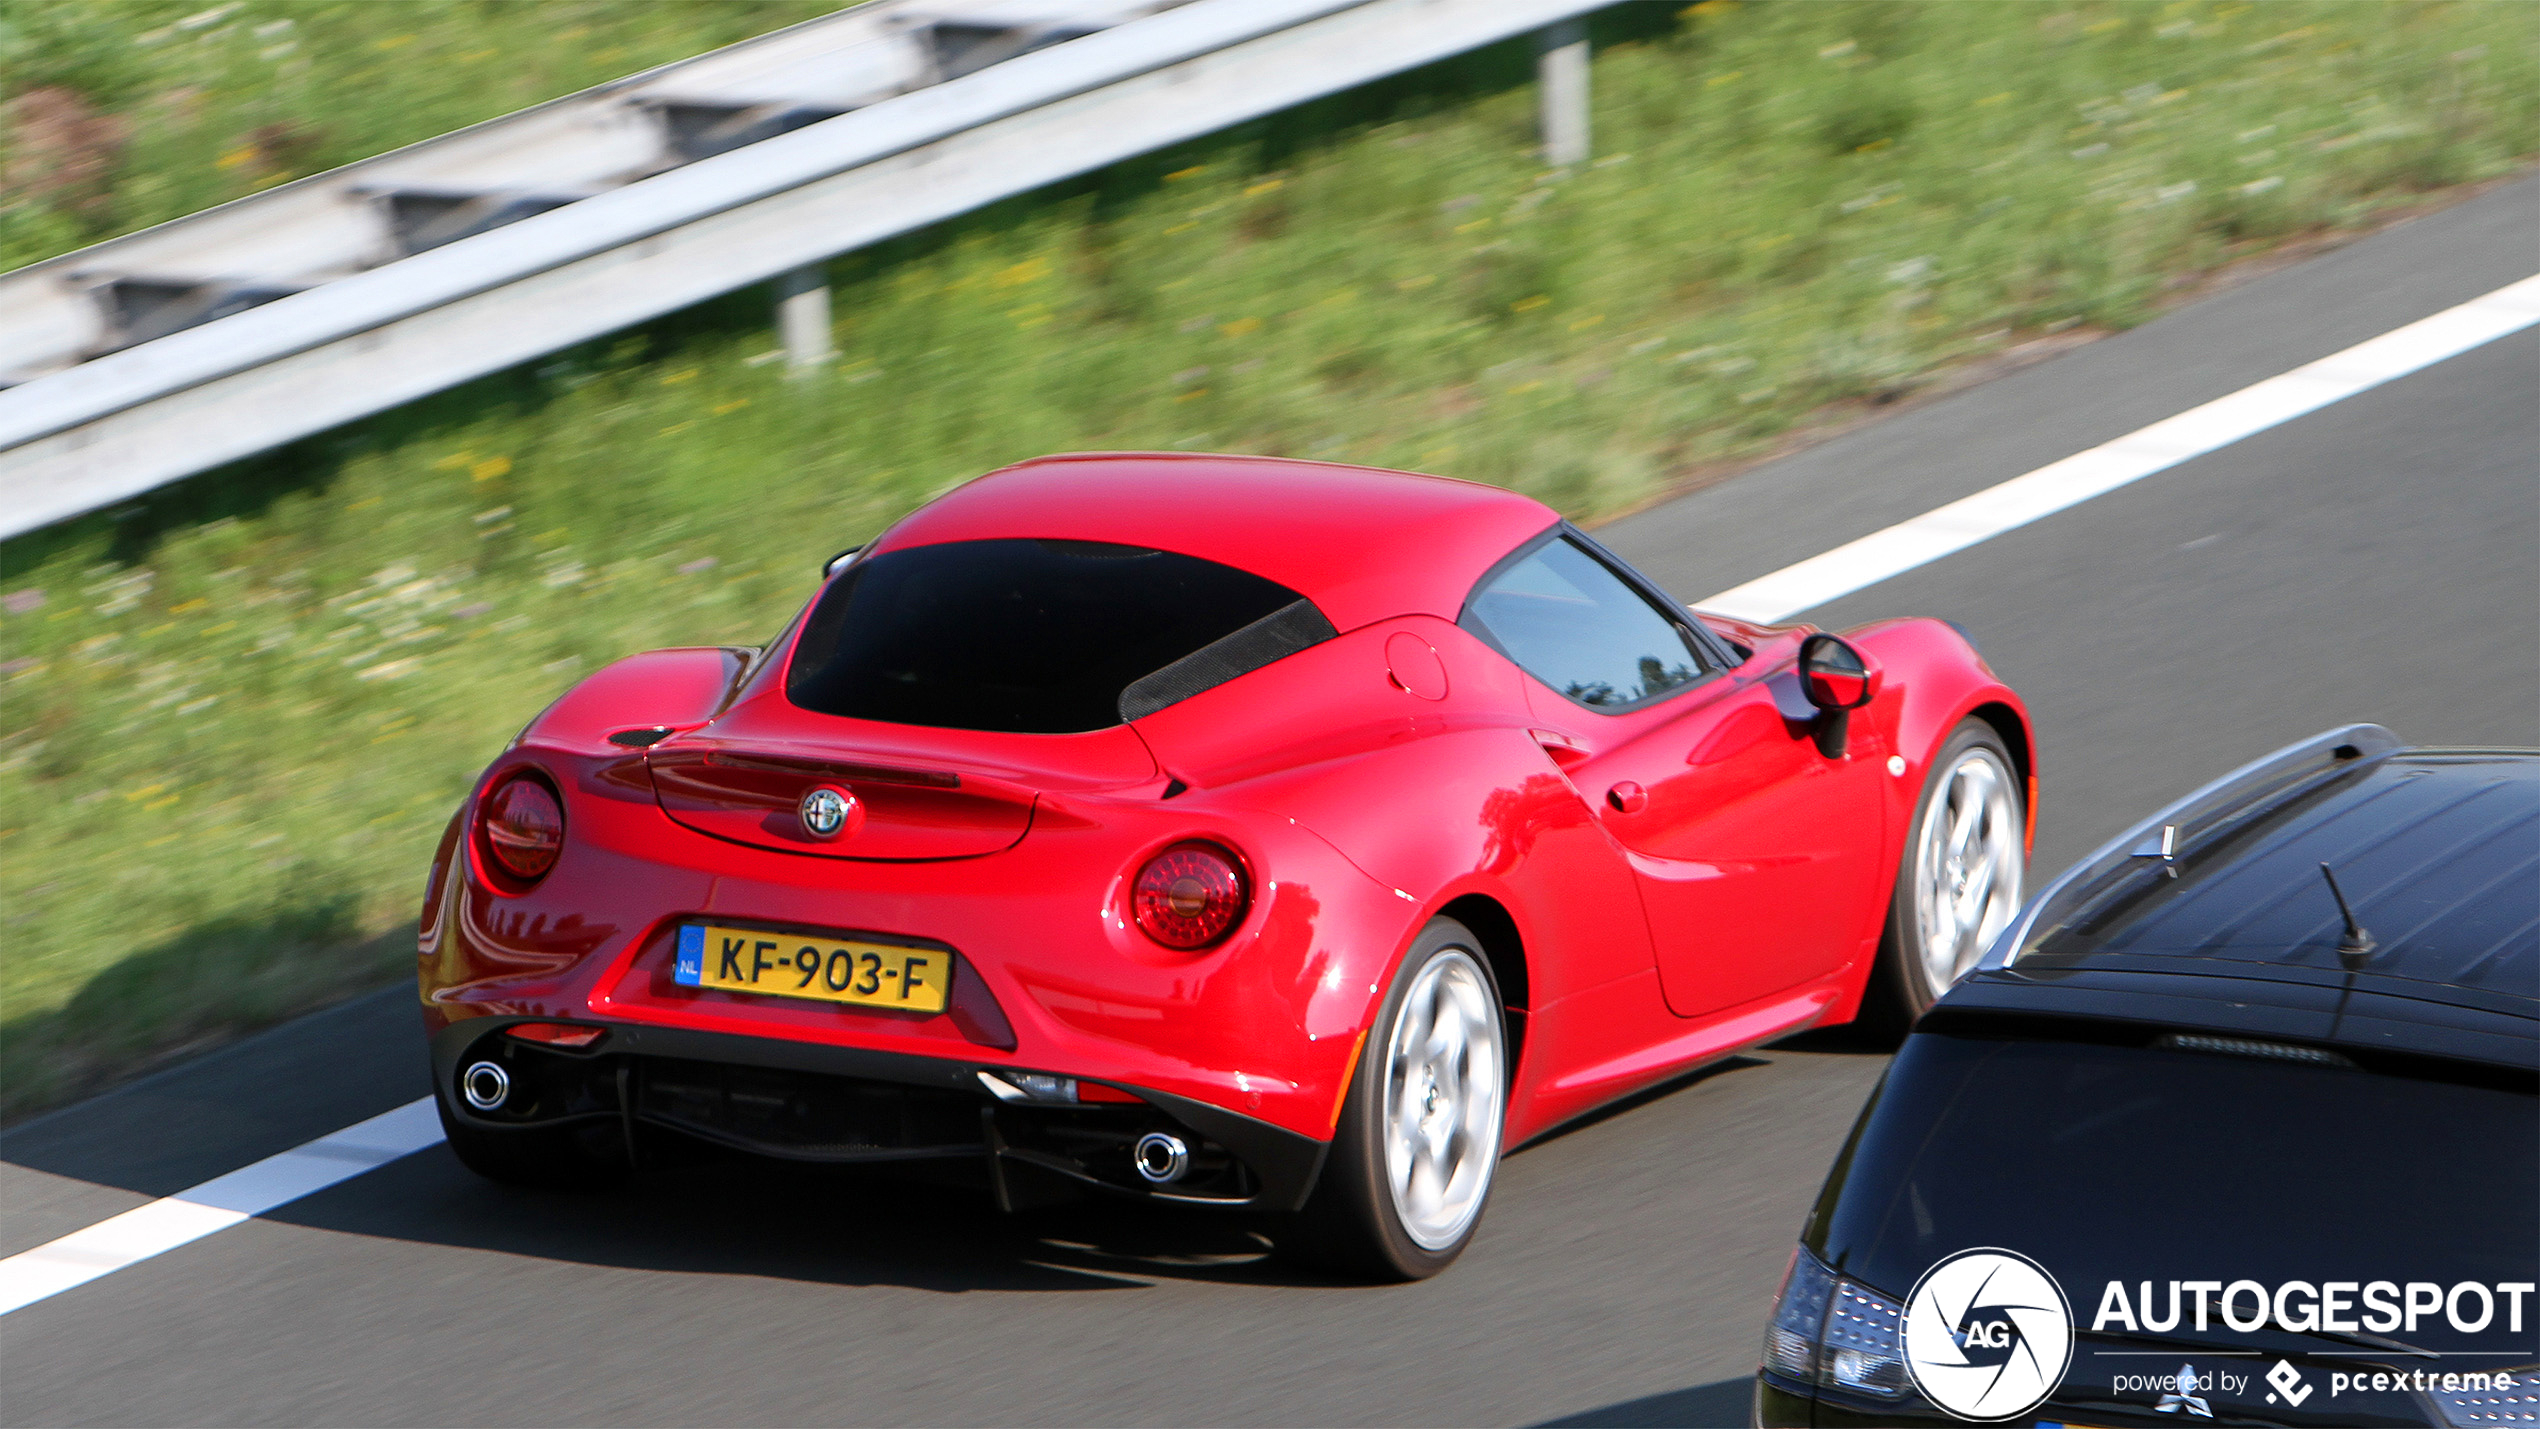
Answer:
[2428,1365,2540,1427]
[1762,1245,1912,1402]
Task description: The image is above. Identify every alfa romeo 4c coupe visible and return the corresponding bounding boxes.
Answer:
[419,453,2034,1280]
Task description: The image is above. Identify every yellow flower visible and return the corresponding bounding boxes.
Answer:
[471,456,512,482]
[1219,317,1262,338]
[1512,295,1551,313]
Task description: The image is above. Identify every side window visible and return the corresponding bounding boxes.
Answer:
[1464,536,1716,710]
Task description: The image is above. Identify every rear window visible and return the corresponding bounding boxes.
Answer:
[785,539,1327,733]
[1817,1031,2536,1355]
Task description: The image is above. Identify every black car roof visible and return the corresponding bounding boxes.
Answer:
[1941,730,2538,1071]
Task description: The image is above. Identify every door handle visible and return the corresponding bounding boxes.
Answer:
[1606,781,1648,814]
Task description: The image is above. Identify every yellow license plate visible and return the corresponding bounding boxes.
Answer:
[673,924,951,1013]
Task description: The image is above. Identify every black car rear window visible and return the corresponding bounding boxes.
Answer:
[1816,1031,2536,1355]
[785,539,1329,733]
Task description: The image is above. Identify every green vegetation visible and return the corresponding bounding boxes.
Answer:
[3,0,2534,1120]
[1,0,838,270]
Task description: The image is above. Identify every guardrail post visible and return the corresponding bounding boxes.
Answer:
[776,264,835,374]
[1534,19,1590,168]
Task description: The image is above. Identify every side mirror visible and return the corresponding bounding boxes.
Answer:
[1800,634,1878,710]
[1798,634,1880,758]
[822,545,863,577]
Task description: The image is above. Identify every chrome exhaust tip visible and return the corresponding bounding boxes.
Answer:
[461,1060,511,1111]
[1132,1131,1189,1185]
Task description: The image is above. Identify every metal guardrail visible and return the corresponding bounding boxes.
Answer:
[0,0,1605,542]
[0,0,1178,391]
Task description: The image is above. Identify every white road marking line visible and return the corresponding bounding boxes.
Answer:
[6,274,2537,1320]
[1698,273,2540,623]
[0,1097,442,1316]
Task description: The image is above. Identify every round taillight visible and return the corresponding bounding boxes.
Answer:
[1132,842,1249,950]
[480,775,564,882]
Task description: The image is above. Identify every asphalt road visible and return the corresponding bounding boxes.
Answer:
[2,178,2532,1429]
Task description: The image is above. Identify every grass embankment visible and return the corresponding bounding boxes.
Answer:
[3,1,2534,1121]
[1,0,838,271]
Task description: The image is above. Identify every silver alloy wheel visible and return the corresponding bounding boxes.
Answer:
[1912,746,2025,995]
[1381,949,1505,1252]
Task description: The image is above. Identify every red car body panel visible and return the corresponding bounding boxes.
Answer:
[419,454,2031,1193]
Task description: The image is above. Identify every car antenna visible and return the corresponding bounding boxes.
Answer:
[2317,862,2376,969]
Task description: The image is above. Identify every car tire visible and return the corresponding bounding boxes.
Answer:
[435,1096,626,1189]
[1860,719,2027,1040]
[1278,917,1507,1282]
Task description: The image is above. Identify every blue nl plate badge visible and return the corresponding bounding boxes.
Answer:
[673,925,704,986]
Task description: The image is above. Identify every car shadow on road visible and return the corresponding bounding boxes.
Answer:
[1509,1054,1770,1153]
[5,978,1872,1299]
[1766,1019,1900,1055]
[263,1140,1338,1293]
[1533,1375,1754,1427]
[251,1037,1837,1295]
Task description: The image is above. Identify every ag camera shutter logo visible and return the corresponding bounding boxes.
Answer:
[1904,1248,2075,1421]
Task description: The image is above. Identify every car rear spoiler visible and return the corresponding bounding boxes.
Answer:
[1976,723,2405,972]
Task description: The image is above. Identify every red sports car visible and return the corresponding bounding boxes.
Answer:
[419,453,2033,1279]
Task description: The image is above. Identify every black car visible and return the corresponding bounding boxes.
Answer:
[1757,725,2538,1429]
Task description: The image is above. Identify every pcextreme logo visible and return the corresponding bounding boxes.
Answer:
[1903,1248,2076,1421]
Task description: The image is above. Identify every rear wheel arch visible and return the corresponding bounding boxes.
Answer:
[1437,892,1528,1081]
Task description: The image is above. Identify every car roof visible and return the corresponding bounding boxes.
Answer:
[1942,745,2538,1070]
[866,453,1559,632]
[2052,750,2536,992]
